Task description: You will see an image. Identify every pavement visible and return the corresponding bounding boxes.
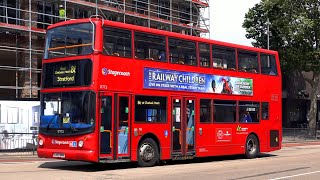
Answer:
[282,140,320,147]
[1,141,320,162]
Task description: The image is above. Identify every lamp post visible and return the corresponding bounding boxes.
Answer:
[96,0,98,15]
[266,18,271,50]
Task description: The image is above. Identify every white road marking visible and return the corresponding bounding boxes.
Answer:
[269,170,320,180]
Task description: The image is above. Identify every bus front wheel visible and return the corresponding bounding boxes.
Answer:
[138,138,159,167]
[245,134,259,159]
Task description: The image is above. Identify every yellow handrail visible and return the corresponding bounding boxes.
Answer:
[48,43,92,51]
[103,130,112,148]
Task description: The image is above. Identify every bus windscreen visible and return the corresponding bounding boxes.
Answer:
[39,91,96,135]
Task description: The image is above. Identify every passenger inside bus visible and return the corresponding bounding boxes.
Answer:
[240,110,252,123]
[240,64,247,72]
[269,69,276,75]
[158,51,166,61]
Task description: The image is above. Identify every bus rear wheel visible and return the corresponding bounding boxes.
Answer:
[138,138,159,167]
[245,134,259,159]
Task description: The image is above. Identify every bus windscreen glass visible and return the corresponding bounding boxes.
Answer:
[39,91,95,135]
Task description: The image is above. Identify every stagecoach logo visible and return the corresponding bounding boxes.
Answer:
[102,68,108,75]
[102,67,130,77]
[52,139,69,145]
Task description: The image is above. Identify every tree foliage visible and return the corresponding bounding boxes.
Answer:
[243,0,320,130]
[243,0,320,73]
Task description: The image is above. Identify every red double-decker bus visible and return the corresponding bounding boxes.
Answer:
[38,17,281,167]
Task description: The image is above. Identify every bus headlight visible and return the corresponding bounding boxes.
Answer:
[78,140,84,148]
[39,139,44,146]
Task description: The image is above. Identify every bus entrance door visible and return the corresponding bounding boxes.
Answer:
[116,94,130,160]
[172,97,196,158]
[99,93,131,162]
[99,94,113,159]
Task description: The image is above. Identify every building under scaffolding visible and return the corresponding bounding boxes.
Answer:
[0,0,209,99]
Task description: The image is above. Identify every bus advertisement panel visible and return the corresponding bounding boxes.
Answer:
[144,68,253,95]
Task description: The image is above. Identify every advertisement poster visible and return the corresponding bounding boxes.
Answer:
[144,68,253,96]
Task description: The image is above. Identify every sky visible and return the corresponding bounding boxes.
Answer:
[209,0,260,46]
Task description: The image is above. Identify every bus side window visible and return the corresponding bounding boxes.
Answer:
[261,102,269,120]
[169,38,197,66]
[214,100,236,123]
[239,101,260,123]
[238,51,259,73]
[212,45,236,70]
[200,99,212,123]
[135,96,167,123]
[199,43,211,68]
[103,27,132,58]
[260,54,278,76]
[134,32,166,61]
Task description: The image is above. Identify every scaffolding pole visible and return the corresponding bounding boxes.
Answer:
[29,0,32,98]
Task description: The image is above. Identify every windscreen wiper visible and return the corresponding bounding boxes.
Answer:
[68,121,78,132]
[46,113,59,132]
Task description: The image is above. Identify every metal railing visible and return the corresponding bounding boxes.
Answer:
[0,128,318,157]
[282,128,320,142]
[0,133,38,155]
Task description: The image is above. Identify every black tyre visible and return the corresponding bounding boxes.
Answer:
[245,134,259,159]
[137,138,159,167]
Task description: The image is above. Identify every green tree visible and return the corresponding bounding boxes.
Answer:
[243,0,320,133]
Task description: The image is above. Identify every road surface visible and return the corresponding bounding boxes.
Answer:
[1,144,320,180]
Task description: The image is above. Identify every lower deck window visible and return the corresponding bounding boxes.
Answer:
[200,99,212,123]
[239,101,260,123]
[214,100,236,123]
[261,102,269,120]
[135,96,167,122]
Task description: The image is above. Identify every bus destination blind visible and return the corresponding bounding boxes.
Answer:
[53,63,77,85]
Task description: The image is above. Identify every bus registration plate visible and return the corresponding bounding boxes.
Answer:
[53,153,65,158]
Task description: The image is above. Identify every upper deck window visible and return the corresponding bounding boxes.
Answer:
[103,27,132,58]
[44,23,93,59]
[169,38,197,66]
[238,51,259,73]
[212,45,236,70]
[199,43,210,68]
[134,32,166,62]
[261,54,278,76]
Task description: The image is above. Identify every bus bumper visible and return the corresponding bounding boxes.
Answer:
[37,148,97,162]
